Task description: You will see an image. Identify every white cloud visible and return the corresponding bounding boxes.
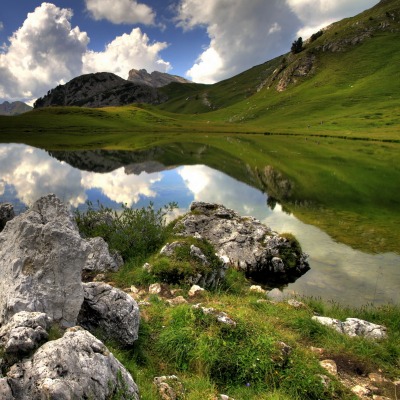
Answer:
[0,22,3,31]
[83,28,170,76]
[176,0,378,83]
[0,3,89,102]
[176,0,300,83]
[85,0,155,25]
[286,0,379,38]
[0,3,170,103]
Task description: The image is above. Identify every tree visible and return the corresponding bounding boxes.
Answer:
[291,37,303,54]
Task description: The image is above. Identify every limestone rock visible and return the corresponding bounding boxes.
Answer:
[174,202,309,283]
[320,360,338,376]
[149,283,162,294]
[0,194,88,327]
[250,285,267,294]
[85,237,123,272]
[6,327,139,400]
[77,282,140,347]
[166,296,188,306]
[0,203,14,231]
[188,285,205,297]
[0,378,14,400]
[0,312,51,355]
[193,304,236,327]
[287,299,306,308]
[351,385,370,397]
[312,316,387,339]
[153,375,185,400]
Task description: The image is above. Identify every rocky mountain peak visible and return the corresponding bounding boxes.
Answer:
[127,68,191,88]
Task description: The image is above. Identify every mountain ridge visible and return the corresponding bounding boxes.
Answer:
[0,101,32,116]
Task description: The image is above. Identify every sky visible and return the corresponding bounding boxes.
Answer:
[0,0,378,104]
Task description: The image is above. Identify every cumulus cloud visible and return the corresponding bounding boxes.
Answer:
[85,0,155,25]
[0,3,88,102]
[83,28,170,76]
[0,3,170,103]
[286,0,379,38]
[176,0,300,83]
[176,0,378,83]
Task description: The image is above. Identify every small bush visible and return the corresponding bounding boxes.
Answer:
[75,201,177,261]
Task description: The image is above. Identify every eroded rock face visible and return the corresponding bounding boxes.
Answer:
[85,237,123,272]
[6,327,139,400]
[0,203,14,231]
[78,282,140,346]
[0,194,88,327]
[0,312,51,355]
[174,202,309,283]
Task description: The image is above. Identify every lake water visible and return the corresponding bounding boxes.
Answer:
[1,143,399,307]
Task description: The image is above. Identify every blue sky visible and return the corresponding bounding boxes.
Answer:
[0,0,378,104]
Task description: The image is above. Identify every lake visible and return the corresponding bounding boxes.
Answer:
[1,142,399,306]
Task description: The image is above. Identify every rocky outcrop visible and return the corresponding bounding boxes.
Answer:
[77,282,140,346]
[158,241,227,288]
[0,312,51,355]
[0,194,88,327]
[128,68,190,88]
[174,202,309,283]
[85,237,123,273]
[34,72,167,108]
[0,203,14,231]
[4,327,139,400]
[312,316,387,339]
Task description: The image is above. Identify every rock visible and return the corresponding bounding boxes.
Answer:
[193,304,236,327]
[267,288,287,302]
[0,194,88,327]
[218,395,235,400]
[5,327,139,399]
[320,360,338,376]
[84,237,123,272]
[160,241,184,257]
[310,346,324,355]
[368,373,389,383]
[77,282,140,347]
[131,285,140,294]
[373,396,392,400]
[250,285,267,294]
[0,378,14,400]
[128,68,190,88]
[0,203,14,231]
[93,273,107,282]
[351,385,370,397]
[166,296,188,306]
[159,240,226,289]
[143,262,152,272]
[0,312,51,355]
[149,283,162,295]
[312,316,387,339]
[287,299,306,308]
[153,375,185,400]
[277,341,292,359]
[174,202,309,283]
[343,318,387,340]
[312,316,343,333]
[188,285,205,297]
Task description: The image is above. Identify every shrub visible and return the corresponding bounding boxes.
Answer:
[74,201,177,261]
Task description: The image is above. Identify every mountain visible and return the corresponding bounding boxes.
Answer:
[127,68,190,88]
[157,0,400,129]
[0,101,32,116]
[34,72,167,109]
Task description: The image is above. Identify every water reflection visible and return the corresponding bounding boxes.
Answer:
[0,144,399,306]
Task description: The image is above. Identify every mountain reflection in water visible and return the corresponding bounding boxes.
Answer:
[0,143,399,306]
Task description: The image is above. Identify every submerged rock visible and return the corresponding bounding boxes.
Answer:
[5,327,139,400]
[174,202,309,283]
[0,194,88,327]
[77,282,140,346]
